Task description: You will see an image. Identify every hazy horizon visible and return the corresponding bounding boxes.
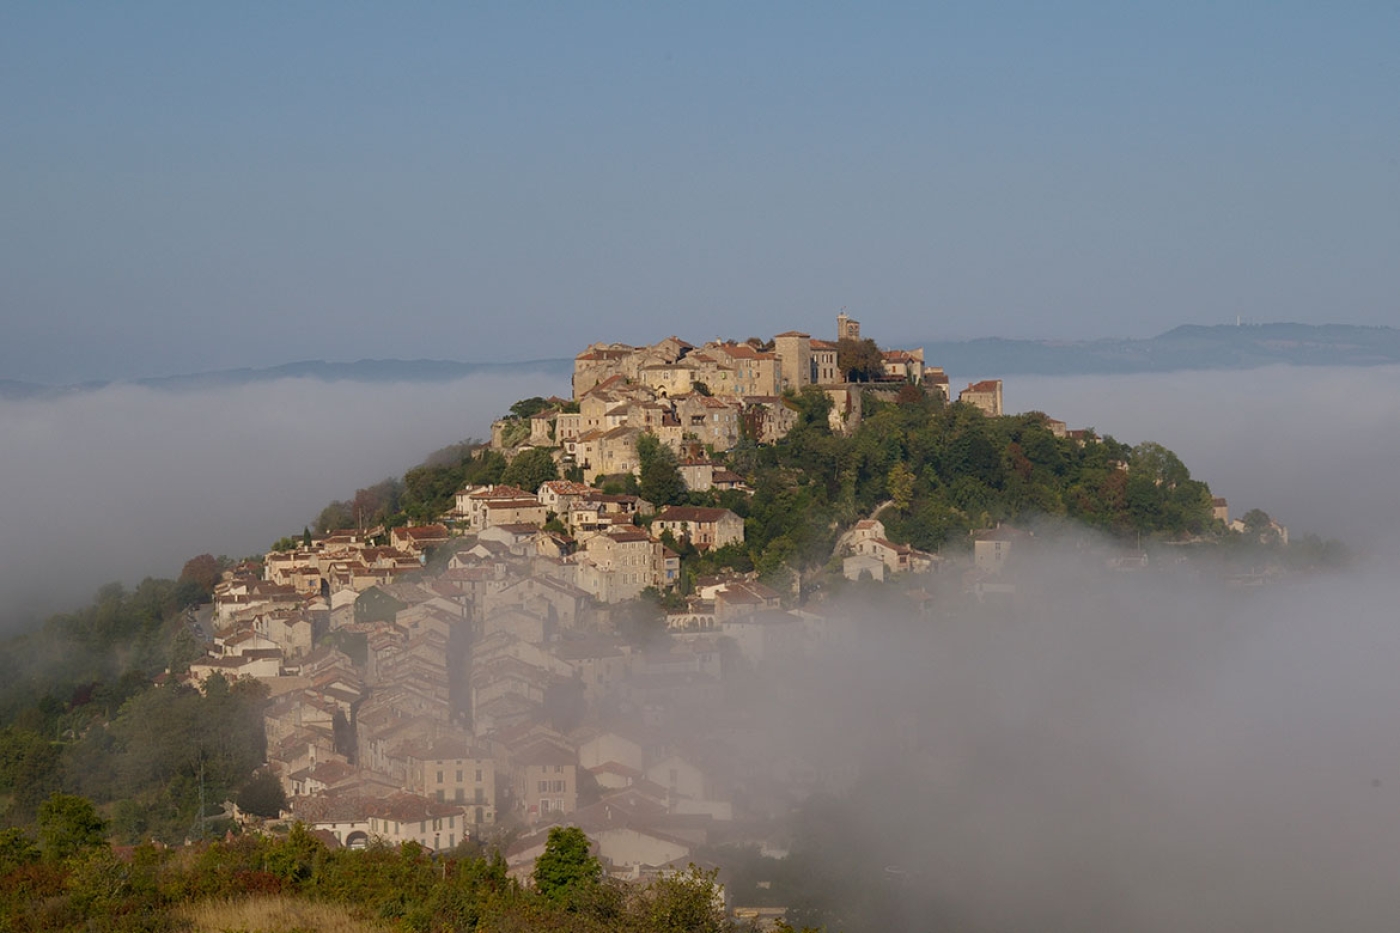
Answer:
[2,362,1391,632]
[5,5,1397,384]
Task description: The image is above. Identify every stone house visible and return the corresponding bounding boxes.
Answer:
[652,506,745,551]
[510,739,579,823]
[398,734,498,825]
[576,527,664,602]
[674,395,742,450]
[972,525,1028,573]
[459,485,547,531]
[390,523,450,555]
[364,793,468,852]
[959,379,1004,417]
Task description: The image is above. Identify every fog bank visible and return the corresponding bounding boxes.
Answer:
[0,371,567,629]
[1004,364,1400,548]
[788,547,1400,932]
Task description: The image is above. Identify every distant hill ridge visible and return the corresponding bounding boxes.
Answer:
[914,322,1400,377]
[4,323,1398,400]
[0,358,574,400]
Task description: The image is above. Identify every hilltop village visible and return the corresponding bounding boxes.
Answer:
[184,313,1267,884]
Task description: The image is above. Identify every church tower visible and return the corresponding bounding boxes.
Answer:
[837,311,861,341]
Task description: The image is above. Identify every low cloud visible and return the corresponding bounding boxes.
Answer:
[0,372,568,629]
[1005,364,1400,548]
[3,363,1396,927]
[759,365,1400,930]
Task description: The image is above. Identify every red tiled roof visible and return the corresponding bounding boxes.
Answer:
[655,506,736,524]
[470,485,536,500]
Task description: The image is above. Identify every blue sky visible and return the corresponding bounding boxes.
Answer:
[3,2,1397,382]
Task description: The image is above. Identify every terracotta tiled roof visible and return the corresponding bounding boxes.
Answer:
[368,793,465,822]
[470,485,536,500]
[513,740,577,768]
[655,506,736,524]
[540,481,597,496]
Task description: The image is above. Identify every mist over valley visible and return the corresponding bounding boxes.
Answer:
[0,370,569,629]
[0,357,1396,931]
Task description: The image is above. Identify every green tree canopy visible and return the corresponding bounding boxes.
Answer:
[635,864,728,933]
[637,433,685,507]
[237,769,288,819]
[501,447,559,494]
[533,826,602,907]
[38,793,107,861]
[509,396,556,420]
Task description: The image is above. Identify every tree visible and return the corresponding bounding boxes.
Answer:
[1129,441,1189,488]
[167,626,204,676]
[237,769,288,819]
[836,337,884,382]
[501,447,559,493]
[352,478,402,529]
[0,827,39,875]
[635,864,728,933]
[637,433,685,507]
[316,500,354,534]
[38,793,107,861]
[509,396,555,420]
[1241,508,1272,533]
[0,727,62,818]
[178,553,222,594]
[533,826,602,906]
[887,462,915,513]
[790,385,834,431]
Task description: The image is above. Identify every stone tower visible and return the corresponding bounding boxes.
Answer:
[837,311,861,342]
[773,331,812,390]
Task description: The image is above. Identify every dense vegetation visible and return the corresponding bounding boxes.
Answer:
[0,822,765,933]
[0,560,267,845]
[293,386,1342,596]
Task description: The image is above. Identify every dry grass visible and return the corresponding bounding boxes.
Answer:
[177,895,387,933]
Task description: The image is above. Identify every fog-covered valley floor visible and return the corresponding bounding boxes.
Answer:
[0,370,569,629]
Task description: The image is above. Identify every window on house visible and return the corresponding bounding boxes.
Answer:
[538,780,548,793]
